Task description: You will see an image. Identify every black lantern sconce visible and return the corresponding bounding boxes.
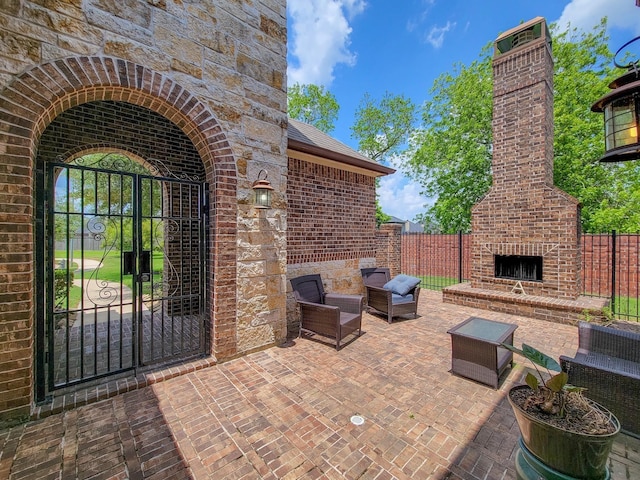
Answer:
[252,169,274,209]
[592,36,640,162]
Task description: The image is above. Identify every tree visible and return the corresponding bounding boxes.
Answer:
[406,45,493,233]
[287,83,339,133]
[375,203,391,227]
[351,92,417,162]
[551,19,629,233]
[404,20,639,234]
[54,153,164,251]
[351,92,417,227]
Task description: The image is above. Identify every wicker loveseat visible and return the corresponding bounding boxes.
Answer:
[560,321,640,437]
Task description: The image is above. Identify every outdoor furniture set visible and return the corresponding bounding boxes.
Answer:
[289,274,364,351]
[289,269,421,350]
[447,316,518,389]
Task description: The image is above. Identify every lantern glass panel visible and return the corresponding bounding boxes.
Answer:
[604,96,638,150]
[254,188,271,208]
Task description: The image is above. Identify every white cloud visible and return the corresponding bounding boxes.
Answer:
[556,0,640,36]
[287,0,367,86]
[425,21,456,49]
[378,173,430,221]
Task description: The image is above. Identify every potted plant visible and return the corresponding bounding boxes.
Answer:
[503,343,620,480]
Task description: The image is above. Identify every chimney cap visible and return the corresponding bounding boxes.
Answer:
[495,17,550,56]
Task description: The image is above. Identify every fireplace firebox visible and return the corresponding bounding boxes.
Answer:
[494,255,543,282]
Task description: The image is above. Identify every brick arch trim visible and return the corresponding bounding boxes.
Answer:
[0,55,238,358]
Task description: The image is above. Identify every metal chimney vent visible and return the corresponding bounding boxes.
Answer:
[511,29,535,49]
[494,17,549,56]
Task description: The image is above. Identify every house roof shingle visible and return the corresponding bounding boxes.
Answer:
[287,118,395,176]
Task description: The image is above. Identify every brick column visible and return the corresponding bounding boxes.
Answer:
[376,224,402,277]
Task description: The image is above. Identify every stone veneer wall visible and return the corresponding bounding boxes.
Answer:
[286,157,378,333]
[0,0,287,425]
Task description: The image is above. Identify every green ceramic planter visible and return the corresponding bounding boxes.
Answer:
[509,385,620,480]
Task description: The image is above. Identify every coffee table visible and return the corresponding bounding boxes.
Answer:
[447,316,518,388]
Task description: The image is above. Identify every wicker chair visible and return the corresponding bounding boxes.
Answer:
[290,274,363,350]
[560,321,640,438]
[360,268,421,324]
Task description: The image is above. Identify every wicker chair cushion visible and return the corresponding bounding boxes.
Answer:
[392,293,414,304]
[384,274,421,296]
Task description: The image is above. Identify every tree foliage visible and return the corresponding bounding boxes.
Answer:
[404,20,640,234]
[406,45,493,233]
[351,92,417,162]
[552,20,639,233]
[54,153,165,251]
[375,200,391,227]
[351,92,417,227]
[287,83,339,133]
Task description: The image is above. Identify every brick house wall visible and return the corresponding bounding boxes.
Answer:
[287,158,377,265]
[0,0,287,426]
[285,119,394,335]
[285,156,379,332]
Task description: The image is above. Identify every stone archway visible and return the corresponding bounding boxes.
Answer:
[0,56,239,422]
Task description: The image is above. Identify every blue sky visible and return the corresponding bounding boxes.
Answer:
[286,0,640,222]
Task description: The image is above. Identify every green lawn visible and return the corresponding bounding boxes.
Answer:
[611,296,640,322]
[414,275,461,291]
[55,249,164,307]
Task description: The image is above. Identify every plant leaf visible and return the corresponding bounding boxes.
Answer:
[522,344,562,372]
[546,372,569,392]
[501,343,524,356]
[525,372,539,390]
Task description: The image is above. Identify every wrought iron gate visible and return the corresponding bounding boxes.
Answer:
[36,159,208,400]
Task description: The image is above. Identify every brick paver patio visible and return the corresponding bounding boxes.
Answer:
[1,290,639,479]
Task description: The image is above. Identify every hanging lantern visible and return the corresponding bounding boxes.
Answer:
[252,169,274,209]
[592,36,640,162]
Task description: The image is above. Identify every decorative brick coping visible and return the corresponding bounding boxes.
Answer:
[31,356,217,422]
[443,282,609,325]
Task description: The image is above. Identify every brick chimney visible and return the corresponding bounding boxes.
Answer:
[470,17,582,299]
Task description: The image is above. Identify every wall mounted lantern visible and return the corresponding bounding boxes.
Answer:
[252,169,274,209]
[592,36,640,162]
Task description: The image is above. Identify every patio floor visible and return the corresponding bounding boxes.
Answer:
[1,290,639,479]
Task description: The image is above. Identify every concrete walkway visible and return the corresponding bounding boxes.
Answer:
[1,290,639,479]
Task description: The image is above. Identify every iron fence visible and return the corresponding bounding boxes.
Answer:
[401,232,640,321]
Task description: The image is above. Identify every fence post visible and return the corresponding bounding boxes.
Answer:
[611,230,616,315]
[458,231,463,283]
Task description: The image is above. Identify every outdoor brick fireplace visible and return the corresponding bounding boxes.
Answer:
[443,17,608,323]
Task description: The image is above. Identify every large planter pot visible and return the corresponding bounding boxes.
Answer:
[508,385,620,480]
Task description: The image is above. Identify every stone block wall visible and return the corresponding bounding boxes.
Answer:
[0,0,287,425]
